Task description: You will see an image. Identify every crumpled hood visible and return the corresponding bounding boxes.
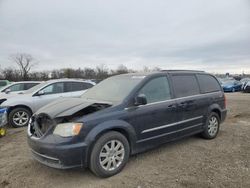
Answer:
[35,97,112,118]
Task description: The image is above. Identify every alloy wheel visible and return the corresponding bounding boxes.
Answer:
[99,140,125,171]
[13,111,29,127]
[208,116,219,137]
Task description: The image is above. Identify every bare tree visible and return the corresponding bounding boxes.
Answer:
[10,53,36,80]
[115,64,129,74]
[83,68,96,79]
[96,64,109,79]
[1,68,21,81]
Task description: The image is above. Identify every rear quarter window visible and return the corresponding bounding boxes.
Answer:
[197,74,221,93]
[172,74,200,98]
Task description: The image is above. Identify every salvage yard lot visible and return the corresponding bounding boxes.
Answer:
[0,93,249,188]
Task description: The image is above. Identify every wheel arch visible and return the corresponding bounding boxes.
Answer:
[208,104,222,121]
[8,105,33,114]
[84,120,137,167]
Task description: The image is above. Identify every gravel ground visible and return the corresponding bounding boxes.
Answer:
[0,93,249,188]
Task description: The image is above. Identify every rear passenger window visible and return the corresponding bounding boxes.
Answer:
[139,77,171,104]
[197,74,221,93]
[24,83,39,90]
[172,75,200,98]
[65,82,93,92]
[71,82,93,91]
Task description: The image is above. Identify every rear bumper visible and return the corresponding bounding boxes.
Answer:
[223,88,233,92]
[220,109,227,123]
[27,135,88,169]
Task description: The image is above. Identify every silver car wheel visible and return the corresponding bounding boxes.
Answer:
[99,140,125,171]
[208,116,218,137]
[13,111,29,126]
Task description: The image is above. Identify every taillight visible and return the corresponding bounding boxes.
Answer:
[223,93,226,108]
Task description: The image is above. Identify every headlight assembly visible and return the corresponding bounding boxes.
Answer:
[53,122,83,137]
[0,99,7,105]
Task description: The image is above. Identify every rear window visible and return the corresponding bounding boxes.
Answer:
[197,74,221,93]
[172,75,200,98]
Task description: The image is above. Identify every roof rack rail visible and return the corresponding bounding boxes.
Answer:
[160,70,205,72]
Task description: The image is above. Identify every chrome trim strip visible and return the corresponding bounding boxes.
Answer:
[125,91,222,110]
[141,116,203,133]
[137,123,203,143]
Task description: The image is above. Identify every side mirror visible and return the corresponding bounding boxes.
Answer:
[5,89,11,94]
[37,90,45,96]
[135,94,147,106]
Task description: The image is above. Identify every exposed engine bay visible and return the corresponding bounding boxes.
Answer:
[29,103,112,138]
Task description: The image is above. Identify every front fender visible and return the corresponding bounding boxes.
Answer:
[85,119,137,147]
[2,98,33,110]
[83,119,137,164]
[2,100,33,112]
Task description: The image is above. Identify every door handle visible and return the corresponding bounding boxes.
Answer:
[179,102,188,108]
[167,104,177,109]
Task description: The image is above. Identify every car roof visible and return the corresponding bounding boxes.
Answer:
[44,79,95,84]
[11,81,41,84]
[116,70,207,78]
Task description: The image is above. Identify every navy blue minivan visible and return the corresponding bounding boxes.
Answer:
[28,70,227,177]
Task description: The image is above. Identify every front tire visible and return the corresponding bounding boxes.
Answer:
[89,131,130,178]
[201,112,220,139]
[8,107,31,128]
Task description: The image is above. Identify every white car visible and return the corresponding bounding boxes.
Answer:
[0,79,95,128]
[0,81,41,95]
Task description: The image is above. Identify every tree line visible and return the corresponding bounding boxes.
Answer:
[0,53,160,81]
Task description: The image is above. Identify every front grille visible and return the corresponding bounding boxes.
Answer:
[30,114,55,138]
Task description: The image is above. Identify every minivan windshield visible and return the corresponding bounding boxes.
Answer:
[81,75,145,102]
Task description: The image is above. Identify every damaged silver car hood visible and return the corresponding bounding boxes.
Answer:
[35,97,112,118]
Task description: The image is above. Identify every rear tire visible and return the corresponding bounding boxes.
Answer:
[8,107,31,128]
[89,131,130,178]
[201,112,220,139]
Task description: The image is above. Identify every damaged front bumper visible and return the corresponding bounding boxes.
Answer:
[0,108,8,127]
[27,134,88,169]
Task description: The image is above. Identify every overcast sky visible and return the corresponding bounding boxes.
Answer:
[0,0,249,73]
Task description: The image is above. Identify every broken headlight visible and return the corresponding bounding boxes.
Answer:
[53,122,83,137]
[0,108,8,127]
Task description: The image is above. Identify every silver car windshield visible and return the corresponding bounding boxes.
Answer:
[23,82,47,94]
[81,75,145,102]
